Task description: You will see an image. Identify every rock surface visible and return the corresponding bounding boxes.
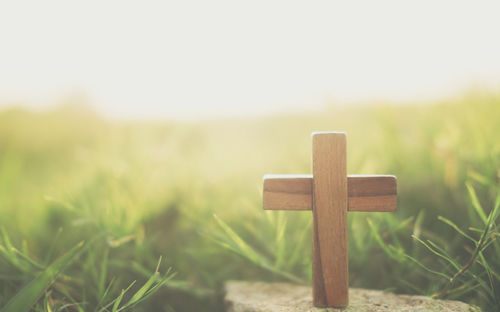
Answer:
[224,281,480,312]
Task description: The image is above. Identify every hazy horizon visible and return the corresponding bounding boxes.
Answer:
[1,0,500,120]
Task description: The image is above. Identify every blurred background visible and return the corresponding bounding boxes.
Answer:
[1,1,499,311]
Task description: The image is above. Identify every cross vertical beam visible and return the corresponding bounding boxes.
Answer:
[312,132,348,307]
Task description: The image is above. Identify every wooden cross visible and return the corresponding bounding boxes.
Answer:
[263,132,397,308]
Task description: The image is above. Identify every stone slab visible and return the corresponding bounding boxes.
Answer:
[224,281,480,312]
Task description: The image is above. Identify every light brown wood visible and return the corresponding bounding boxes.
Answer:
[312,132,348,307]
[263,174,312,210]
[261,131,397,308]
[263,175,396,212]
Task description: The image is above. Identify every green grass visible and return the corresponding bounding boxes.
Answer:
[0,91,499,311]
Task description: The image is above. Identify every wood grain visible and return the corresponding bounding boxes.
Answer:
[312,132,348,307]
[263,174,312,211]
[263,174,396,212]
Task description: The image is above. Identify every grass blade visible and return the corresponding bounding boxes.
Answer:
[125,272,160,306]
[466,183,487,225]
[404,254,451,281]
[112,289,125,312]
[97,281,136,312]
[98,248,109,298]
[412,235,459,270]
[437,216,476,243]
[0,241,84,312]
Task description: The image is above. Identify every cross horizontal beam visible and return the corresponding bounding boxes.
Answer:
[263,174,397,212]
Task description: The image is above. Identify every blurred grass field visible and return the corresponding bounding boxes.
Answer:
[0,92,499,311]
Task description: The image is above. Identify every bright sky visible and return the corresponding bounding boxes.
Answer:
[1,0,499,120]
